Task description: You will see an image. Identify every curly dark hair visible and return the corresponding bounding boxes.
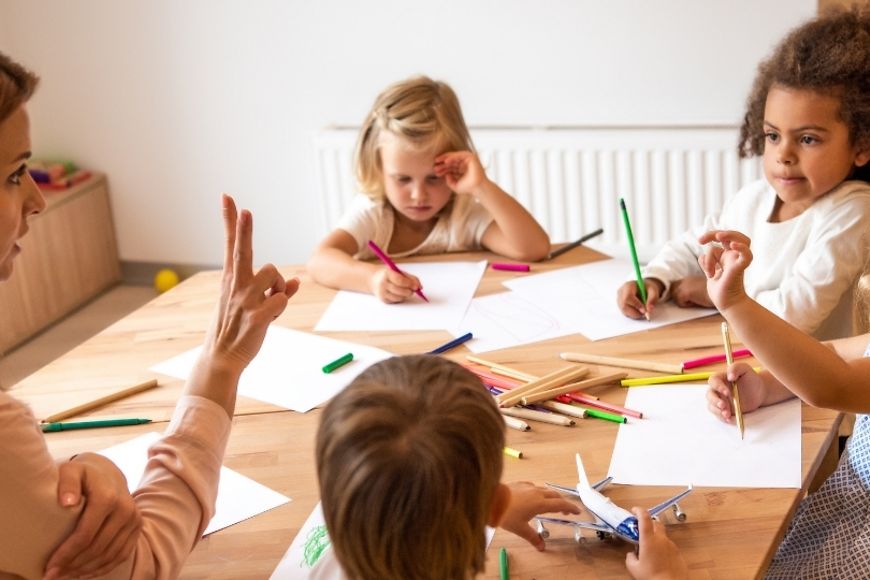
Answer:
[738,6,870,182]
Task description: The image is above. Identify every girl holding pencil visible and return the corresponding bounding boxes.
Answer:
[617,8,870,341]
[307,76,550,303]
[0,51,299,579]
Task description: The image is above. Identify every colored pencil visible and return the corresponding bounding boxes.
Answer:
[497,365,589,407]
[722,322,745,440]
[501,407,575,427]
[621,367,762,387]
[560,352,683,374]
[503,415,530,432]
[41,378,159,423]
[548,227,604,259]
[367,240,429,302]
[565,392,643,419]
[499,547,510,580]
[491,262,530,272]
[619,198,649,321]
[465,355,537,381]
[322,352,354,373]
[427,332,473,354]
[539,400,588,419]
[682,348,752,370]
[41,418,152,432]
[519,372,627,405]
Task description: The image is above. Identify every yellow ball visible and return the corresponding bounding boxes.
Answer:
[154,268,180,293]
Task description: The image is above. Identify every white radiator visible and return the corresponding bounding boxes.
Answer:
[313,127,762,261]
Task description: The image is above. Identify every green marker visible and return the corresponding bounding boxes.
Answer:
[499,547,509,580]
[586,408,627,424]
[41,418,152,432]
[322,352,354,374]
[619,198,649,321]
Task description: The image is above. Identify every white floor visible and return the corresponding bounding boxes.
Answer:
[0,285,157,388]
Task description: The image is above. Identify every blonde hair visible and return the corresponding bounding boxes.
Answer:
[316,355,504,580]
[354,76,475,201]
[0,51,39,126]
[856,271,870,334]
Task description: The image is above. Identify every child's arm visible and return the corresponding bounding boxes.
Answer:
[498,481,580,551]
[624,508,688,580]
[307,229,422,303]
[435,152,550,261]
[699,229,870,414]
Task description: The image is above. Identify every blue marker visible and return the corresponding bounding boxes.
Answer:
[427,332,473,355]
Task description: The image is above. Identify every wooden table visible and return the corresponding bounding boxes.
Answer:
[12,248,841,579]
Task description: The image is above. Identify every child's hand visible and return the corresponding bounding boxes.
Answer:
[670,276,713,309]
[625,508,688,580]
[697,230,753,312]
[370,268,423,304]
[434,151,489,196]
[617,279,664,319]
[707,362,765,423]
[499,481,581,551]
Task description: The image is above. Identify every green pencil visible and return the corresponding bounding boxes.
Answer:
[619,198,649,321]
[585,408,627,424]
[41,418,152,432]
[499,547,509,580]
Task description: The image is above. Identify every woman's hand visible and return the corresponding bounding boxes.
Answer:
[187,194,300,414]
[706,362,766,423]
[499,481,581,551]
[697,230,753,313]
[434,151,489,196]
[44,453,143,580]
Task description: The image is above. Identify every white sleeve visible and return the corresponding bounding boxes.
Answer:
[335,195,381,255]
[754,192,870,334]
[641,213,719,300]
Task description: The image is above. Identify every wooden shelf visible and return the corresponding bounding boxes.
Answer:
[0,173,121,353]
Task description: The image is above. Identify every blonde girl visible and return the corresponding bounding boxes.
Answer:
[308,76,550,303]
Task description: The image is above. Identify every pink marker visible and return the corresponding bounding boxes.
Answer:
[367,240,429,302]
[682,348,752,369]
[491,262,530,272]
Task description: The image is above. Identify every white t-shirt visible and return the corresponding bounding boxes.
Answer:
[642,179,870,340]
[336,193,494,260]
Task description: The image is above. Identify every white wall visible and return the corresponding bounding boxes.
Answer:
[0,0,815,267]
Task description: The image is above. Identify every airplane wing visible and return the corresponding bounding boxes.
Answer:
[647,485,693,518]
[535,516,613,535]
[546,476,612,497]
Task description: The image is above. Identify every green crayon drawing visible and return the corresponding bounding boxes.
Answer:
[301,524,331,568]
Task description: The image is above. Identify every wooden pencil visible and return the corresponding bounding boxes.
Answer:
[539,400,588,419]
[465,355,537,381]
[503,415,531,432]
[501,407,575,427]
[497,365,589,407]
[519,372,628,406]
[560,352,683,374]
[41,378,159,423]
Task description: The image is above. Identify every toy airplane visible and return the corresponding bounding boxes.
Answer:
[535,453,693,544]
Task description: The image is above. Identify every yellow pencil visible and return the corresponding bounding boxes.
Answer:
[620,371,715,387]
[721,322,745,440]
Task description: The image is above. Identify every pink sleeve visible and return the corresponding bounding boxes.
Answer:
[0,392,79,579]
[110,395,232,579]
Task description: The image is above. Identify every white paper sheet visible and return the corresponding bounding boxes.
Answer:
[608,384,801,488]
[450,291,577,353]
[270,502,496,579]
[503,259,716,341]
[99,432,290,535]
[314,261,487,331]
[150,325,393,413]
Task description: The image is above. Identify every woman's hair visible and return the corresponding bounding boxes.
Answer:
[0,52,39,125]
[738,7,870,181]
[856,269,870,334]
[316,355,504,580]
[354,76,475,201]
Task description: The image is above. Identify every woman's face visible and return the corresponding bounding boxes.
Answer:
[0,105,44,281]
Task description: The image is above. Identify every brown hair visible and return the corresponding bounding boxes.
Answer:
[316,355,504,580]
[0,52,39,125]
[354,76,475,201]
[738,7,870,182]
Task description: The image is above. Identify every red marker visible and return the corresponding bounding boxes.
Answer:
[491,262,530,272]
